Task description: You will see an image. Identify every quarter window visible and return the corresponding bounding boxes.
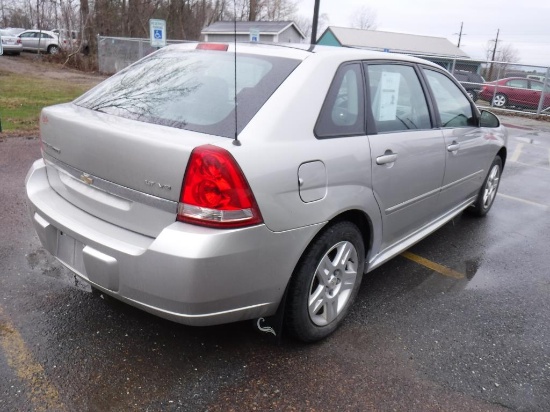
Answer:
[367,64,431,133]
[315,63,365,138]
[424,69,474,128]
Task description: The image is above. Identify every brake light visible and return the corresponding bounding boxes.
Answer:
[196,43,229,51]
[177,145,263,228]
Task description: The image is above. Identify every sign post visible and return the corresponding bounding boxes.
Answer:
[0,33,3,55]
[149,19,167,48]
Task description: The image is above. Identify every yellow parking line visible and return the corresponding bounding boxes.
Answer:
[498,193,548,209]
[0,306,66,412]
[510,160,550,171]
[401,251,465,279]
[510,143,524,162]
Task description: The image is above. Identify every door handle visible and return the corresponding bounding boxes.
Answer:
[447,142,460,152]
[376,152,398,165]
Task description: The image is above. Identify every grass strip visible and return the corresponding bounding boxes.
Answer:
[0,70,91,132]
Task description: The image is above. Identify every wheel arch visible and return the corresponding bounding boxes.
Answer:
[290,208,374,283]
[328,209,373,265]
[497,146,507,169]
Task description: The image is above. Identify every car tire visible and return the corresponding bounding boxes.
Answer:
[468,156,503,217]
[47,45,60,55]
[285,221,365,342]
[492,93,508,108]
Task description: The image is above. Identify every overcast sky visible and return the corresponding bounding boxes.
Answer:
[297,0,550,67]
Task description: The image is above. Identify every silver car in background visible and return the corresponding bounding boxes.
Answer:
[18,29,61,54]
[0,29,23,55]
[25,43,507,342]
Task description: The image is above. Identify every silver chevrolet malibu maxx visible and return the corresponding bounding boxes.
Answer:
[25,43,507,342]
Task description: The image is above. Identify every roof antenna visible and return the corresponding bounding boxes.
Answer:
[232,1,241,146]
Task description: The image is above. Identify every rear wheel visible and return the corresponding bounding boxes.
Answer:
[492,93,508,108]
[285,221,365,342]
[47,45,59,55]
[468,156,502,217]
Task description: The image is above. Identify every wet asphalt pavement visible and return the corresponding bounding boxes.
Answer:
[1,116,550,411]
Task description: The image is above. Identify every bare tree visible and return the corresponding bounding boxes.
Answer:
[349,5,377,30]
[485,41,520,80]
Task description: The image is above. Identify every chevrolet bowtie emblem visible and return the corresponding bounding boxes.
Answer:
[80,173,93,185]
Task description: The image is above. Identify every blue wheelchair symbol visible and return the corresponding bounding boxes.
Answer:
[154,29,162,40]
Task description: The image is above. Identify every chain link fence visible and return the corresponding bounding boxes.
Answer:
[97,36,194,75]
[426,56,550,117]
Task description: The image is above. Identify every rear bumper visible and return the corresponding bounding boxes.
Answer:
[26,159,320,326]
[1,44,22,53]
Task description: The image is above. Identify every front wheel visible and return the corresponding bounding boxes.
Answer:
[492,93,508,108]
[285,221,365,342]
[468,156,502,217]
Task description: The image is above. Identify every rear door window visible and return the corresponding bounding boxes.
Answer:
[506,79,528,89]
[367,64,432,133]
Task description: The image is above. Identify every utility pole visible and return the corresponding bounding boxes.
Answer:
[491,29,500,61]
[311,0,321,44]
[487,29,500,81]
[456,22,464,48]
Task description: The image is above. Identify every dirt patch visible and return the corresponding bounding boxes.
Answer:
[0,52,107,88]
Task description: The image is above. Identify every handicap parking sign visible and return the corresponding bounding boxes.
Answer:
[149,19,166,47]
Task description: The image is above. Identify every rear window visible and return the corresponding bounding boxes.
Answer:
[75,48,300,137]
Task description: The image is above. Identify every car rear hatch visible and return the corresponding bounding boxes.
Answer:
[40,105,227,237]
[39,45,302,238]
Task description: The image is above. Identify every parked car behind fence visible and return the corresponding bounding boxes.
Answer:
[452,70,485,102]
[0,29,23,55]
[479,77,550,112]
[18,29,61,54]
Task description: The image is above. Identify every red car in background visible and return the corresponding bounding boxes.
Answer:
[479,77,550,111]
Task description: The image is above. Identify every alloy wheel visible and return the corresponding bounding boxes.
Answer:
[482,163,500,209]
[308,240,358,326]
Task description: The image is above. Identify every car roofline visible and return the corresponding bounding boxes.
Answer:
[165,41,443,68]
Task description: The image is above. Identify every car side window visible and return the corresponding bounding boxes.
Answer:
[529,81,544,91]
[506,79,528,89]
[315,63,365,138]
[366,64,431,133]
[423,69,474,128]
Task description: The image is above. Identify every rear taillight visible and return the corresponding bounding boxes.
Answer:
[177,145,263,228]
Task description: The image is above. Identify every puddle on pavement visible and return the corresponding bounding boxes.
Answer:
[411,256,486,294]
[26,248,90,292]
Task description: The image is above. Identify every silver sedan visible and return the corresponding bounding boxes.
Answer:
[0,29,23,55]
[25,43,507,342]
[18,29,61,54]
